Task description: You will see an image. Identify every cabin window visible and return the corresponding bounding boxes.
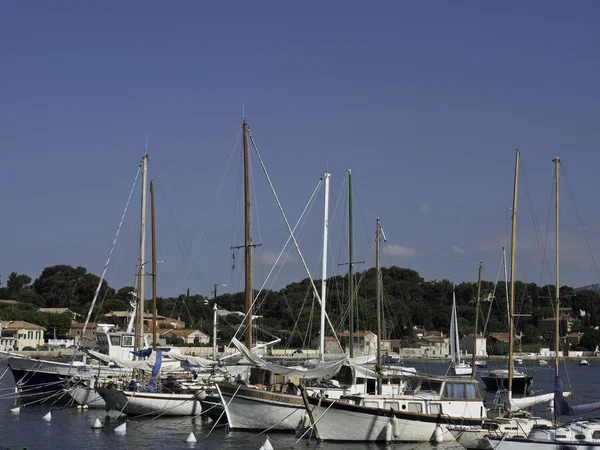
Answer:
[408,402,423,413]
[465,384,477,399]
[445,383,453,398]
[430,403,442,415]
[420,380,443,394]
[592,431,600,439]
[575,434,586,440]
[364,401,378,408]
[110,335,121,346]
[556,435,567,439]
[454,383,465,398]
[384,401,399,410]
[122,336,134,347]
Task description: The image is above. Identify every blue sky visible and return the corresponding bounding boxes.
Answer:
[2,2,600,298]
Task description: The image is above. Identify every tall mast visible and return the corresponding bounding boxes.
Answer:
[213,303,218,360]
[508,149,520,395]
[347,169,354,358]
[554,157,560,378]
[135,154,148,354]
[150,180,157,351]
[243,121,253,350]
[471,262,483,379]
[376,217,382,394]
[319,172,330,362]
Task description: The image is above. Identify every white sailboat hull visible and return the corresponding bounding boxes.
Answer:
[97,387,202,416]
[452,364,473,376]
[487,436,600,450]
[217,383,305,431]
[306,399,482,442]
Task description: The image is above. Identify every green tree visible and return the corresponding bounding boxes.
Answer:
[6,272,32,298]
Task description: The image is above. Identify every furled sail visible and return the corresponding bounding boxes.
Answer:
[231,337,346,379]
[164,352,214,368]
[554,376,600,418]
[508,391,570,412]
[450,292,461,364]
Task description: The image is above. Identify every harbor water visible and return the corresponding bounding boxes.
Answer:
[1,359,599,449]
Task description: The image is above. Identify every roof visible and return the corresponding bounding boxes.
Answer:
[489,332,520,342]
[70,322,97,329]
[562,332,584,339]
[421,336,446,344]
[161,329,208,337]
[0,300,20,305]
[424,330,442,337]
[38,308,74,314]
[337,331,373,338]
[0,321,45,331]
[105,311,166,319]
[413,328,426,333]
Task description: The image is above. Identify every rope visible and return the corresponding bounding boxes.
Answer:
[247,127,342,352]
[70,159,142,366]
[208,384,241,437]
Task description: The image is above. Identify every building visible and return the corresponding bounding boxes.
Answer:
[402,336,449,358]
[104,311,166,328]
[461,333,488,357]
[0,321,45,351]
[161,329,210,345]
[157,317,186,329]
[561,331,584,348]
[68,322,98,348]
[38,307,78,320]
[337,331,378,355]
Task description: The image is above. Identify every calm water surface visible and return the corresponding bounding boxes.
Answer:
[1,359,598,449]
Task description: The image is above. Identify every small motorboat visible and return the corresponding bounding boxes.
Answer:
[539,359,548,366]
[580,359,589,366]
[514,358,523,365]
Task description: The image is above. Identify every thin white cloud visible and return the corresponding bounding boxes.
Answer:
[255,250,296,266]
[386,244,417,257]
[420,203,432,214]
[452,245,465,256]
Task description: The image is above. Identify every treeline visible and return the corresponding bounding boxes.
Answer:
[2,265,600,350]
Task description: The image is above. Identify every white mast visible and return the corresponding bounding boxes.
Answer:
[213,303,218,360]
[319,172,330,362]
[135,154,148,354]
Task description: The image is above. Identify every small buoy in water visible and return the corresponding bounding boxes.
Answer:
[114,422,126,434]
[42,411,52,421]
[77,405,82,410]
[83,404,89,410]
[186,432,197,443]
[92,418,102,429]
[262,437,274,450]
[432,425,443,443]
[10,407,20,414]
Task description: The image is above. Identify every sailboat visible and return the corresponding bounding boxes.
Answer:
[96,160,204,416]
[450,291,472,376]
[486,157,600,449]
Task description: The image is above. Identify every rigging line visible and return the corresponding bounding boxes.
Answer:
[69,158,142,367]
[249,146,264,248]
[230,178,323,347]
[561,161,600,283]
[539,175,556,287]
[178,129,242,294]
[228,139,244,293]
[254,178,321,306]
[247,127,343,352]
[482,246,508,336]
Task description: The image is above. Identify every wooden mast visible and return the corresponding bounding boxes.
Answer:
[243,121,253,350]
[508,149,520,395]
[554,157,560,378]
[376,217,382,394]
[347,169,354,358]
[471,262,483,380]
[135,154,148,355]
[319,172,330,362]
[150,180,157,351]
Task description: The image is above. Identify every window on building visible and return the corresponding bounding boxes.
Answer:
[36,331,40,339]
[28,331,33,339]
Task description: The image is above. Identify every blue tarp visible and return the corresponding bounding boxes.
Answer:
[145,350,162,393]
[132,348,152,358]
[554,376,600,419]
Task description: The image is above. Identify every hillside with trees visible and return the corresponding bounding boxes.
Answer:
[1,264,599,351]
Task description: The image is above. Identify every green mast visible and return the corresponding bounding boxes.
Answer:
[348,169,354,358]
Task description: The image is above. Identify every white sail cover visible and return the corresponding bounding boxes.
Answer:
[231,337,346,379]
[164,352,214,368]
[450,292,460,364]
[88,349,154,371]
[508,391,571,412]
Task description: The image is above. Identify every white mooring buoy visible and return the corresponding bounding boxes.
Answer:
[10,407,20,414]
[261,437,274,450]
[114,422,126,434]
[92,418,103,429]
[42,411,52,421]
[186,432,197,443]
